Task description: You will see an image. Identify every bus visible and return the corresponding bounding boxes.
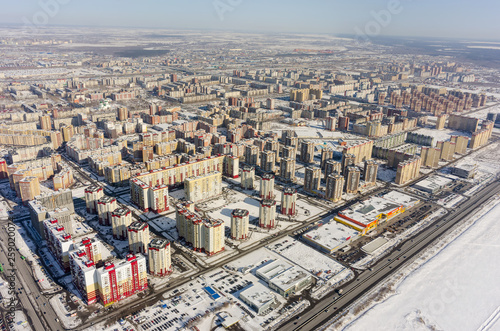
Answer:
[0,264,3,272]
[20,255,26,260]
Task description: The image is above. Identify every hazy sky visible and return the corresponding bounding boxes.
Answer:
[2,0,500,40]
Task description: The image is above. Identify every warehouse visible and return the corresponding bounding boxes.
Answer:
[239,283,276,315]
[335,196,403,234]
[413,175,454,194]
[302,220,359,254]
[381,191,420,209]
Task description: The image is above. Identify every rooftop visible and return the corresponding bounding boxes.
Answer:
[303,220,359,251]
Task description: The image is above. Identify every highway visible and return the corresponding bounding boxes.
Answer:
[0,218,63,331]
[281,179,500,331]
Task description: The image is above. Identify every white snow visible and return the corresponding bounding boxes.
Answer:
[341,199,500,331]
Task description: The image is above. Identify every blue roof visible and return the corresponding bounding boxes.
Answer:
[203,286,221,300]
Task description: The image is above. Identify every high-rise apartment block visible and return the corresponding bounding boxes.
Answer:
[325,116,336,131]
[184,172,222,203]
[345,166,361,194]
[279,158,296,182]
[260,173,275,199]
[39,114,52,130]
[448,114,479,133]
[363,160,379,185]
[261,150,276,172]
[224,155,240,178]
[304,167,321,193]
[420,147,440,168]
[281,187,297,216]
[130,155,234,212]
[259,199,277,229]
[450,135,469,154]
[321,148,334,169]
[300,141,315,164]
[342,140,373,164]
[97,254,148,306]
[111,208,132,240]
[341,153,356,175]
[231,209,250,240]
[241,165,255,190]
[97,196,117,226]
[325,160,342,181]
[436,141,455,161]
[325,174,344,202]
[175,204,225,255]
[19,176,40,203]
[395,157,421,185]
[435,114,447,130]
[284,136,298,148]
[245,145,260,166]
[85,185,104,214]
[148,238,172,277]
[128,221,150,254]
[282,146,296,160]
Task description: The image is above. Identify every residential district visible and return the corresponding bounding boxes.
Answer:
[0,27,500,331]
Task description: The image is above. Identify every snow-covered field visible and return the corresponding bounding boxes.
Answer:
[341,199,500,331]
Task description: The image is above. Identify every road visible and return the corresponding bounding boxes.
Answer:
[282,179,500,331]
[0,218,63,331]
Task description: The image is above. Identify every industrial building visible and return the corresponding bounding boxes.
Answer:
[255,260,312,298]
[452,164,477,179]
[302,220,359,254]
[413,175,454,193]
[239,283,276,315]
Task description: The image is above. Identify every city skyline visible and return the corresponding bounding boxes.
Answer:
[1,0,500,41]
